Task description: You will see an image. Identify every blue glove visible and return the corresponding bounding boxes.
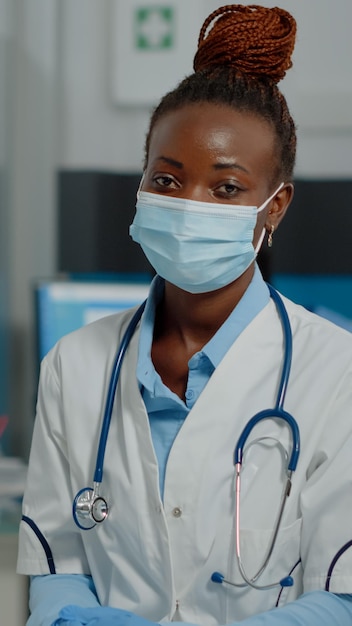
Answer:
[52,613,85,626]
[53,605,159,626]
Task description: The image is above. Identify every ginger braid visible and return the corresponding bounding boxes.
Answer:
[144,4,297,182]
[194,4,296,82]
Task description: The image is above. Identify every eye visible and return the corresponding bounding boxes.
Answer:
[152,175,178,190]
[214,182,241,199]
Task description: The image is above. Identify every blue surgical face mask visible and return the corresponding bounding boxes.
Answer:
[129,184,283,294]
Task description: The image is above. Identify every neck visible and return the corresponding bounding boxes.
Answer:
[155,264,255,346]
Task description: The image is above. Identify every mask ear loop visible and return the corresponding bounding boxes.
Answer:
[255,227,267,254]
[255,182,284,255]
[136,173,145,200]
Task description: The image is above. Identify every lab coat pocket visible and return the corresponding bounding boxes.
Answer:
[225,517,303,618]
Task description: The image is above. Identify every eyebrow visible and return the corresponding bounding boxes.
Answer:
[154,156,249,175]
[213,161,249,174]
[154,156,183,169]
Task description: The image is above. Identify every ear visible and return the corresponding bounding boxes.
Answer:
[265,182,294,233]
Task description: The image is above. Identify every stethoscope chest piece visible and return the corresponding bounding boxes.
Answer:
[73,486,109,530]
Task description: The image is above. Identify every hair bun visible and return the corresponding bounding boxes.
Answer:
[193,4,297,83]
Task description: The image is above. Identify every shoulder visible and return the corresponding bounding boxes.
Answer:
[43,306,142,374]
[277,294,352,366]
[282,294,350,335]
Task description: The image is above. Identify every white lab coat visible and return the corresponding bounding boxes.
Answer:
[17,295,352,624]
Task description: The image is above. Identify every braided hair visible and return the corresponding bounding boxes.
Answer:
[144,4,297,182]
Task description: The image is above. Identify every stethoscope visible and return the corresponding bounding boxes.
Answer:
[72,300,147,531]
[72,284,300,592]
[211,284,300,591]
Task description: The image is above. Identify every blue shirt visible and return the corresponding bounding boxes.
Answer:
[137,267,269,496]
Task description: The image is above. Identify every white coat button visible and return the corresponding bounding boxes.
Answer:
[172,507,182,517]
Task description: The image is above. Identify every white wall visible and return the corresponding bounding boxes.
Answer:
[8,0,58,456]
[58,0,352,177]
[0,0,11,431]
[6,0,352,457]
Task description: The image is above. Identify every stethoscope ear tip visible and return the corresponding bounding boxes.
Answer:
[211,572,225,584]
[280,575,294,587]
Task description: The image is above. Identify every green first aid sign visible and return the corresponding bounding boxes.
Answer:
[135,6,175,50]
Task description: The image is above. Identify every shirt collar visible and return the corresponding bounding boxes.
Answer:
[203,265,270,368]
[137,266,270,390]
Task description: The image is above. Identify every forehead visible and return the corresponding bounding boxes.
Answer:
[147,103,277,179]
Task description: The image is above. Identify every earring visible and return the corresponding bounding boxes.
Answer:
[267,224,275,248]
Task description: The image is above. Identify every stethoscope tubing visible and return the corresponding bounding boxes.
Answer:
[227,284,300,591]
[233,285,300,472]
[266,284,292,409]
[94,285,295,484]
[234,408,300,472]
[93,300,147,484]
[75,282,300,593]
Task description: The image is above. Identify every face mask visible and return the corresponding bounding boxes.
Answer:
[129,184,283,294]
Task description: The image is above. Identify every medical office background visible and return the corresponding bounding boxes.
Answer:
[1,0,352,480]
[0,0,351,623]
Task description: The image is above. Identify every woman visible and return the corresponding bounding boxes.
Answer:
[17,5,352,625]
